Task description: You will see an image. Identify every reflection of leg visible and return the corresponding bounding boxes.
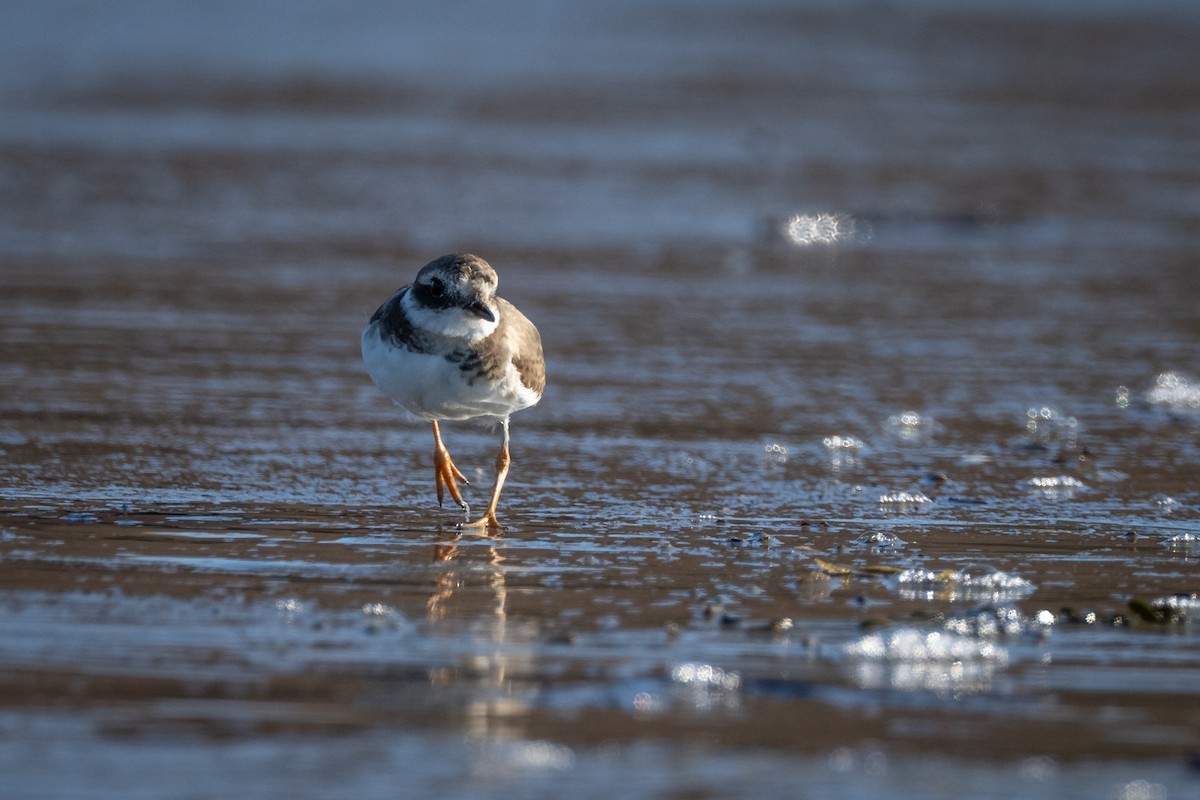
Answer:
[432,420,470,519]
[464,418,510,530]
[432,542,458,562]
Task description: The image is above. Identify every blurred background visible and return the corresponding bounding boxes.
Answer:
[4,0,1197,268]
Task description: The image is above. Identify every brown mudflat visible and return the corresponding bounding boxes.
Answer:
[1,2,1198,798]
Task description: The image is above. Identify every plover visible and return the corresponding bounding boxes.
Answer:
[361,253,546,529]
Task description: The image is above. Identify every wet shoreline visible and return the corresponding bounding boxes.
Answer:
[3,1,1199,797]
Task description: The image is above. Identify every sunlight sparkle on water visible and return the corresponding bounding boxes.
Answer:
[671,663,742,690]
[878,491,931,505]
[783,213,857,246]
[1146,370,1200,410]
[844,629,1008,665]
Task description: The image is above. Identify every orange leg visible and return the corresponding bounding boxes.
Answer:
[432,420,470,520]
[463,418,511,530]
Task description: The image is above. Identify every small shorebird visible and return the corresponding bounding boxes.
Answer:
[361,254,546,529]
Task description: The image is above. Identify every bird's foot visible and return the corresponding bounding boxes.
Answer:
[434,444,470,513]
[460,512,502,531]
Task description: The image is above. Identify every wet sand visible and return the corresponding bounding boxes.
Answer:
[2,2,1199,798]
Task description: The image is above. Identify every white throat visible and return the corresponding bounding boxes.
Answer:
[402,290,499,342]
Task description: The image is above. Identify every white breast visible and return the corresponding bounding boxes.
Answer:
[361,322,539,422]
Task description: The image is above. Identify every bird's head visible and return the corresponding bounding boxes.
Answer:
[405,254,501,341]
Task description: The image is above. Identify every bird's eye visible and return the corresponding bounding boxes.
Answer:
[429,278,445,297]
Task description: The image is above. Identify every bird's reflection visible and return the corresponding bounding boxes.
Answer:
[426,531,506,627]
[425,529,532,740]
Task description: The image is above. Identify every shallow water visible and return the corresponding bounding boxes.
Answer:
[2,1,1199,798]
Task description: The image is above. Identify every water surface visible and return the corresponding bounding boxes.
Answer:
[1,2,1199,798]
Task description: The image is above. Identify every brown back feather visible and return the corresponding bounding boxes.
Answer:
[498,298,545,395]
